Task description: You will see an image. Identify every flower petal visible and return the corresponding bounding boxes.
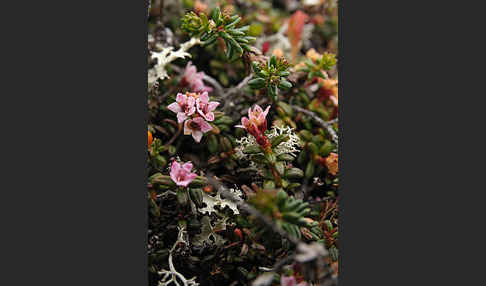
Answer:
[167,102,182,113]
[241,117,249,128]
[199,120,213,133]
[187,96,196,108]
[182,162,193,172]
[170,161,181,183]
[203,112,215,122]
[263,105,271,117]
[253,104,263,114]
[176,93,186,104]
[178,173,197,187]
[207,101,220,111]
[199,92,209,103]
[177,112,187,123]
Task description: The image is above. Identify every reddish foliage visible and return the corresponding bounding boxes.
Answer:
[287,10,309,62]
[262,41,270,54]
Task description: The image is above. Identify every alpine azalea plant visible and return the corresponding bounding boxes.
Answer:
[167,91,220,142]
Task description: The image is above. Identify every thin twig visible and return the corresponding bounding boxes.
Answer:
[222,74,253,112]
[202,74,224,96]
[163,119,183,147]
[291,105,338,145]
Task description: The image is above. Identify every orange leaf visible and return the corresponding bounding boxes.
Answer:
[287,10,309,63]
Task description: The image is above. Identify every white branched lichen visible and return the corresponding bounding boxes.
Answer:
[198,188,243,215]
[192,216,228,248]
[235,126,302,160]
[148,37,202,86]
[158,226,199,286]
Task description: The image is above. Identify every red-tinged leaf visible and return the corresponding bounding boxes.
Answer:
[262,41,270,54]
[287,10,309,62]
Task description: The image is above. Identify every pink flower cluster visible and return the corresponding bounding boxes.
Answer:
[236,104,271,148]
[167,91,219,143]
[170,161,197,187]
[181,61,213,93]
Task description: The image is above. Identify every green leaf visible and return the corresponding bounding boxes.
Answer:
[235,26,249,33]
[268,85,278,101]
[243,145,262,154]
[270,134,290,147]
[225,40,233,59]
[278,79,292,90]
[188,176,208,188]
[265,152,277,164]
[307,142,319,154]
[244,36,256,43]
[270,55,277,67]
[252,61,260,71]
[207,134,219,154]
[202,33,218,46]
[284,168,304,179]
[248,78,266,89]
[226,17,241,29]
[275,162,285,176]
[227,28,245,37]
[189,188,204,208]
[277,153,295,162]
[211,7,221,22]
[305,161,315,179]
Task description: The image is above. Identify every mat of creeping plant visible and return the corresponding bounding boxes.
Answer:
[148,1,339,285]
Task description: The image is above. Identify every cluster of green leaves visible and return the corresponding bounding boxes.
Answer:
[275,190,321,240]
[273,100,338,191]
[247,188,321,241]
[181,7,256,59]
[300,52,337,80]
[242,132,304,191]
[248,55,293,101]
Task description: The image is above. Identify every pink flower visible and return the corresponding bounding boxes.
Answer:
[170,161,197,187]
[236,104,271,135]
[167,93,196,123]
[280,275,307,286]
[184,117,213,143]
[196,91,219,122]
[182,61,213,93]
